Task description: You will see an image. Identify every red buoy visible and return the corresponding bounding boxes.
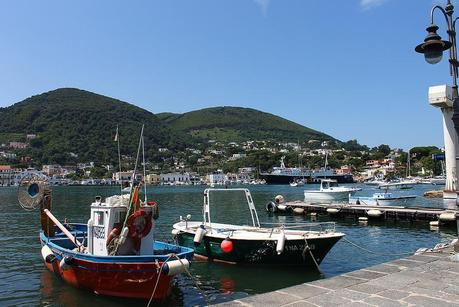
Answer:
[220,239,233,253]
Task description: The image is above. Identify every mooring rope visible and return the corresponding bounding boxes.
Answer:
[146,254,210,307]
[303,237,323,276]
[342,237,414,256]
[147,254,173,307]
[171,254,210,305]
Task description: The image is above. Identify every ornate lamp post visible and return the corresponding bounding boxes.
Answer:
[415,0,459,200]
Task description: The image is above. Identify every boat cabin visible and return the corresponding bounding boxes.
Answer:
[320,179,339,190]
[87,194,154,256]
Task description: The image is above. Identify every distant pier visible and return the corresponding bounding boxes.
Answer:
[216,244,459,306]
[272,201,459,227]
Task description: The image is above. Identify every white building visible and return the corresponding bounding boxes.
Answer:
[160,172,190,185]
[112,171,143,184]
[206,171,227,184]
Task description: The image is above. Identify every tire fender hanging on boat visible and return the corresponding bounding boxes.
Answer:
[266,201,278,213]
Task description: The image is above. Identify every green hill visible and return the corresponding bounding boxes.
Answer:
[158,107,335,143]
[0,88,186,164]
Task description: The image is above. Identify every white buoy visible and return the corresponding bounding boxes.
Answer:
[171,229,180,236]
[163,258,190,276]
[193,225,207,245]
[367,209,383,218]
[118,227,130,245]
[275,195,285,204]
[326,208,339,214]
[293,207,304,215]
[358,217,368,222]
[277,204,287,212]
[439,213,456,222]
[59,257,73,271]
[310,212,317,217]
[276,231,286,255]
[41,245,56,263]
[430,221,440,226]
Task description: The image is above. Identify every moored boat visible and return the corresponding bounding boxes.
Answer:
[19,126,194,301]
[303,179,361,201]
[20,176,194,301]
[349,192,416,206]
[172,188,344,266]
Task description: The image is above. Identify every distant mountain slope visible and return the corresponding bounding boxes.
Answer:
[0,88,185,164]
[161,107,335,143]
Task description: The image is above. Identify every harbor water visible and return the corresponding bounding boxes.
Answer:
[0,184,456,306]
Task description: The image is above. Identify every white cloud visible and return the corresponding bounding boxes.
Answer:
[253,0,270,16]
[360,0,388,10]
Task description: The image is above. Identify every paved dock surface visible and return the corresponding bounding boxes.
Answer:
[216,245,459,306]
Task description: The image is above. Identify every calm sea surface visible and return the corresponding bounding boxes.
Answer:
[0,183,456,306]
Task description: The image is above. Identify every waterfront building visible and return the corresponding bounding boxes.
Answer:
[145,174,160,185]
[112,171,142,184]
[160,172,190,185]
[206,171,227,184]
[0,165,16,186]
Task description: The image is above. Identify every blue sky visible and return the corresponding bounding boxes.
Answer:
[0,0,454,149]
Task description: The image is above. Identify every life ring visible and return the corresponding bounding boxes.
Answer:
[127,210,152,239]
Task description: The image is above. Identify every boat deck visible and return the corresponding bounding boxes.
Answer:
[275,201,459,226]
[215,243,459,306]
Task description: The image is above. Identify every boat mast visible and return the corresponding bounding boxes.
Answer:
[115,125,123,194]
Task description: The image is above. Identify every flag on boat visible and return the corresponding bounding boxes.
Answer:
[114,126,119,142]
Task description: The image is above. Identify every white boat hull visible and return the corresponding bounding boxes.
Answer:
[304,190,358,201]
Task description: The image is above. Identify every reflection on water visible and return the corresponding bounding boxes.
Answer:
[0,184,456,306]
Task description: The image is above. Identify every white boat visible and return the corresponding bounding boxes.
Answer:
[304,179,361,201]
[290,179,305,187]
[378,181,414,190]
[430,176,446,185]
[349,192,416,206]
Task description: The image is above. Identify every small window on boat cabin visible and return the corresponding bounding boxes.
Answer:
[95,211,105,226]
[114,210,127,223]
[330,181,338,187]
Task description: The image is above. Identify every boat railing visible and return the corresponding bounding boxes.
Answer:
[260,221,336,233]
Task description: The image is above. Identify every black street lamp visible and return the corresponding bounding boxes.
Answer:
[417,1,459,246]
[416,1,459,196]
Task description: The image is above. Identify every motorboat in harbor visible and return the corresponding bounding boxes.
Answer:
[430,176,446,186]
[349,192,416,206]
[172,188,344,266]
[377,180,415,190]
[259,156,354,184]
[290,179,305,187]
[303,179,361,201]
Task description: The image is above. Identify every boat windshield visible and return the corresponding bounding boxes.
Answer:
[206,189,258,227]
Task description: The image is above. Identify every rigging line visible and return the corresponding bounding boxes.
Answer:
[342,237,414,256]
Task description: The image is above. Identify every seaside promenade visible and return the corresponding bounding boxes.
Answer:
[216,243,459,306]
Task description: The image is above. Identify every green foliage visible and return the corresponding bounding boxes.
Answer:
[0,88,190,165]
[164,106,336,143]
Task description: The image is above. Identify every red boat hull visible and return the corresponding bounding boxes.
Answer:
[45,258,173,300]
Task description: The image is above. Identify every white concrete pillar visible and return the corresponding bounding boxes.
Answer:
[441,108,458,199]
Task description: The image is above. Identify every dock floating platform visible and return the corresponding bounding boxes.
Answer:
[272,200,459,226]
[215,243,459,306]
